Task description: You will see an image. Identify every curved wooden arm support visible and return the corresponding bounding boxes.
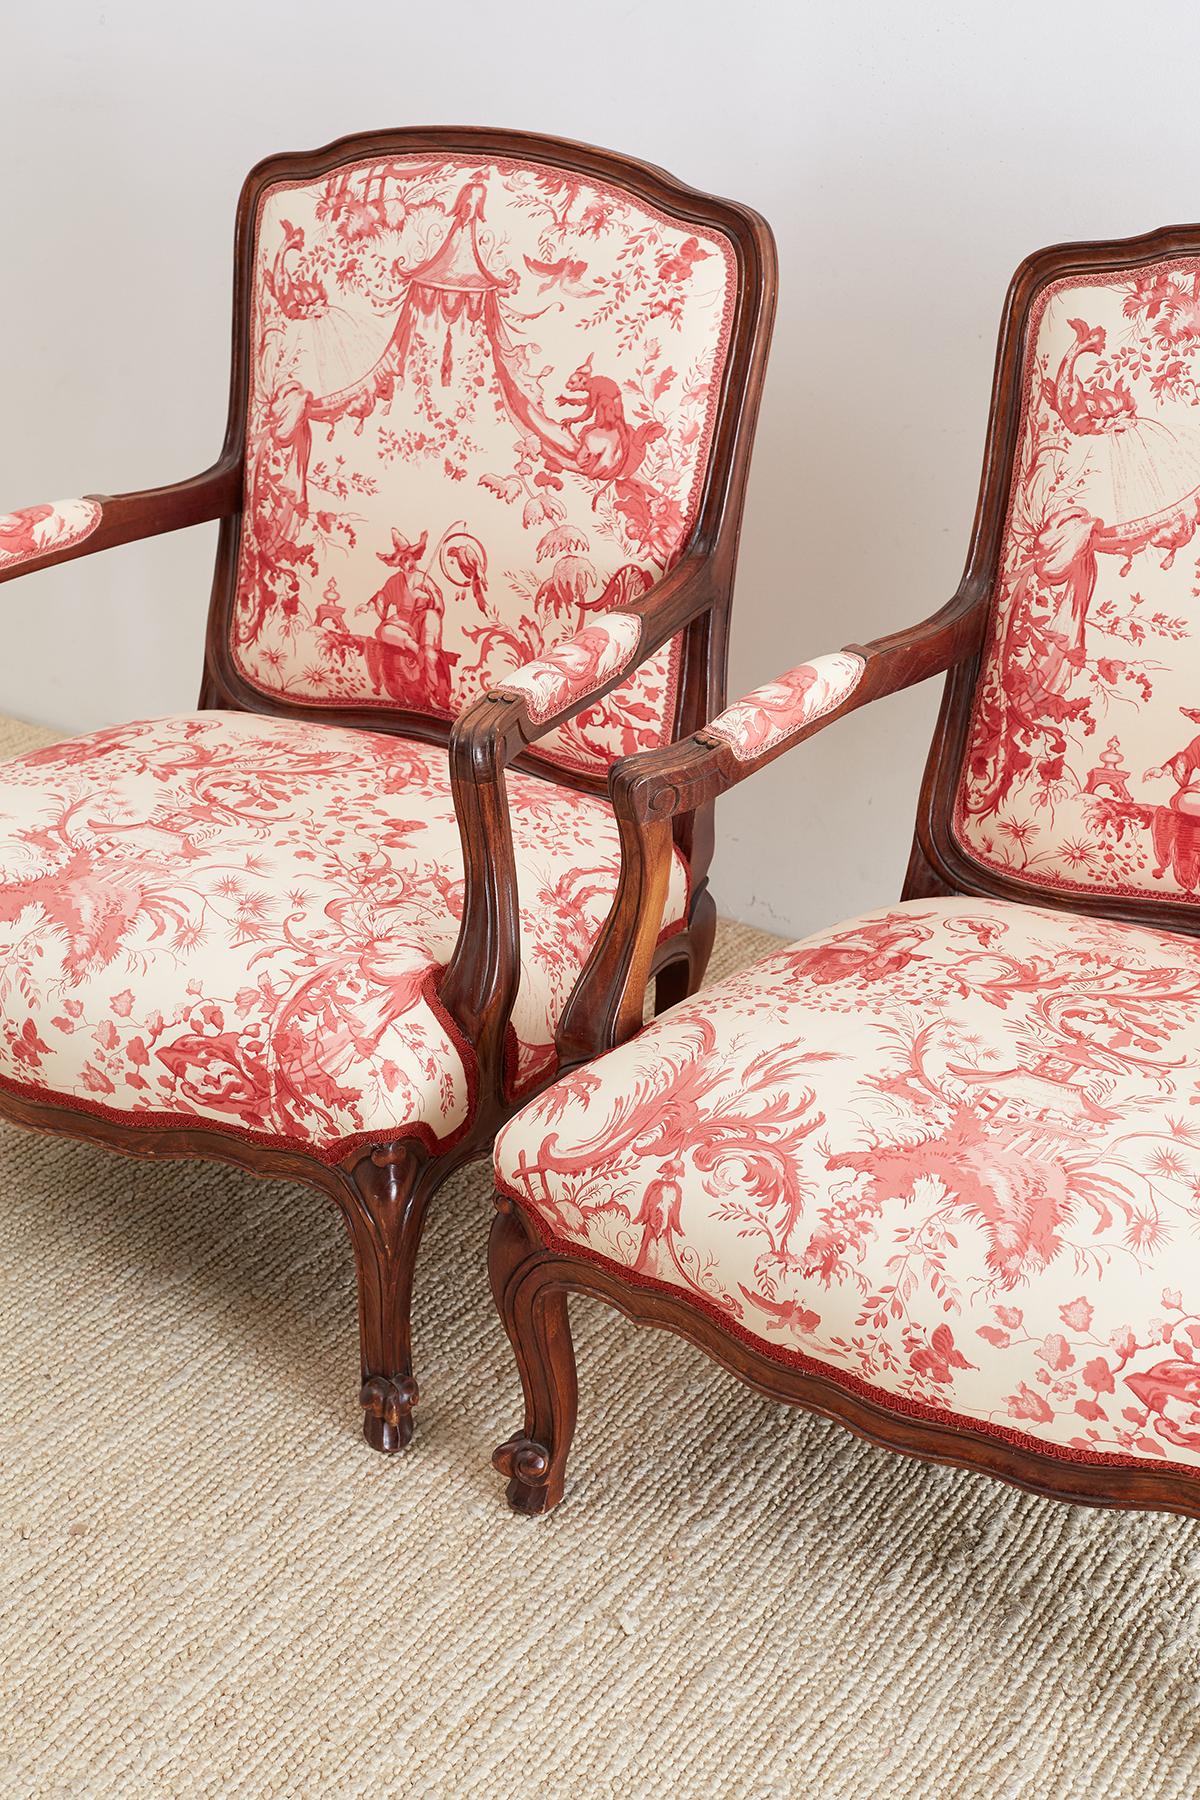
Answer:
[555,585,991,1068]
[0,459,243,587]
[439,694,527,1107]
[440,553,719,1095]
[556,778,675,1062]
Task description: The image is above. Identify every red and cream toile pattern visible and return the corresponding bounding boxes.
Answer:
[231,153,736,775]
[0,713,687,1155]
[0,500,102,570]
[702,651,866,760]
[955,260,1200,903]
[498,896,1200,1468]
[489,610,643,724]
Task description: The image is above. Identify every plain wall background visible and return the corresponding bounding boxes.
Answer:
[4,0,1200,939]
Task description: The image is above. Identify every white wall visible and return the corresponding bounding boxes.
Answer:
[4,0,1200,939]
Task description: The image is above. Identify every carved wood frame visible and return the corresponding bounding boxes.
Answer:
[489,225,1200,1518]
[0,127,777,1452]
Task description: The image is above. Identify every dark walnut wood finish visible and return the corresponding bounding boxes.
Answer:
[491,224,1200,1520]
[0,128,777,1453]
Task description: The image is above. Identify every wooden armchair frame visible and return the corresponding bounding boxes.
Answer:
[489,225,1200,1519]
[0,127,776,1453]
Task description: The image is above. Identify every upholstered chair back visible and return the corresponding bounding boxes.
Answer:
[230,150,738,776]
[953,256,1200,905]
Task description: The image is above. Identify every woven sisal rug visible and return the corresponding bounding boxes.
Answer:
[0,713,1198,1798]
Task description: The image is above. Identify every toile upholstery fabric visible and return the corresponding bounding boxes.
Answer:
[954,259,1200,906]
[0,712,688,1158]
[0,500,102,570]
[233,152,736,776]
[701,651,865,760]
[497,894,1200,1471]
[489,611,645,724]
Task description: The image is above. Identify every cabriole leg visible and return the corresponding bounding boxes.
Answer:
[489,1196,578,1513]
[331,1142,442,1453]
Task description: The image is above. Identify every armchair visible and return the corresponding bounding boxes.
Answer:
[0,128,775,1454]
[491,225,1200,1519]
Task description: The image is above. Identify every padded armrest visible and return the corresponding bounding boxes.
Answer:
[0,499,103,572]
[698,651,866,761]
[0,463,242,586]
[485,610,646,726]
[459,551,713,753]
[629,589,991,802]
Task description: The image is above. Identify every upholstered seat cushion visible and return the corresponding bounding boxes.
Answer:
[0,713,688,1157]
[497,896,1200,1471]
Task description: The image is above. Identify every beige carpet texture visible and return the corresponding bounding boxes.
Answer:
[2,711,1200,1800]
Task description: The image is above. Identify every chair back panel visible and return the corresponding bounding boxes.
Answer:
[953,256,1200,905]
[229,149,738,775]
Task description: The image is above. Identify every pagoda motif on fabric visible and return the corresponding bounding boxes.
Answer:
[1083,738,1133,801]
[232,154,735,773]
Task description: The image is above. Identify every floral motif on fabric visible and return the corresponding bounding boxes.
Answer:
[230,154,736,775]
[0,713,688,1153]
[956,261,1200,902]
[499,896,1200,1468]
